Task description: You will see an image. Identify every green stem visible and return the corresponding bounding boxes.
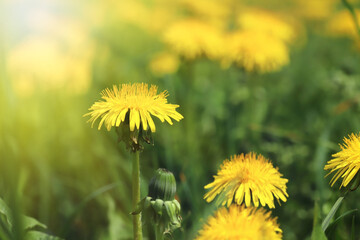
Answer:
[154,224,164,240]
[132,151,143,240]
[341,0,360,37]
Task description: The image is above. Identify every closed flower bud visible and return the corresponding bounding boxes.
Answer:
[148,168,176,201]
[132,168,181,239]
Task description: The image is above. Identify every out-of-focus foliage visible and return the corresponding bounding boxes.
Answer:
[1,0,360,239]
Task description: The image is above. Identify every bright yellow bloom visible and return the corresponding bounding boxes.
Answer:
[237,8,295,43]
[85,83,183,132]
[204,153,288,208]
[223,31,289,73]
[163,18,224,60]
[149,52,179,76]
[325,133,360,188]
[327,10,360,38]
[196,205,282,240]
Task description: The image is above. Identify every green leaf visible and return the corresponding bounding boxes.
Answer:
[311,201,327,240]
[105,196,132,240]
[351,215,356,240]
[0,197,47,231]
[23,216,47,231]
[25,231,64,240]
[325,209,358,237]
[0,197,13,228]
[321,196,345,232]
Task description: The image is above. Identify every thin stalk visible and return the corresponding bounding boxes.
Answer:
[132,151,143,240]
[342,0,360,37]
[154,224,164,240]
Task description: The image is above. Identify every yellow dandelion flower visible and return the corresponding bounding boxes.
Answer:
[84,83,183,132]
[237,8,295,43]
[327,10,360,38]
[196,205,282,240]
[178,0,230,28]
[355,39,360,52]
[149,52,179,76]
[294,0,336,21]
[163,18,224,60]
[324,133,360,188]
[223,31,289,73]
[204,153,288,208]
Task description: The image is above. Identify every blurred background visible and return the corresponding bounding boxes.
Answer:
[1,0,360,239]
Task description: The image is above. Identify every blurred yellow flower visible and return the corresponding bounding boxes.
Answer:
[149,52,179,76]
[237,8,295,43]
[325,133,360,188]
[163,19,224,60]
[144,6,179,34]
[196,205,282,240]
[204,153,288,208]
[116,0,149,27]
[294,0,336,21]
[85,83,183,132]
[103,0,178,34]
[179,0,229,19]
[178,0,230,28]
[327,10,360,38]
[355,40,360,51]
[223,31,289,73]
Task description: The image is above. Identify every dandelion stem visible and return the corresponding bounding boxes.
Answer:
[154,224,164,240]
[132,151,143,240]
[341,0,360,37]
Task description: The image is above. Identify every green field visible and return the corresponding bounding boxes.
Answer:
[1,0,360,239]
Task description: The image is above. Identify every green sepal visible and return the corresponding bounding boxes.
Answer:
[173,200,181,213]
[131,197,147,215]
[163,201,181,232]
[152,199,164,215]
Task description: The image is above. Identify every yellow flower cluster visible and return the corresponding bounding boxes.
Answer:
[163,19,224,60]
[160,5,297,74]
[199,152,288,239]
[196,205,282,240]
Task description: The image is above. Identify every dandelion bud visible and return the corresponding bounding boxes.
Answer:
[132,168,181,238]
[148,168,176,201]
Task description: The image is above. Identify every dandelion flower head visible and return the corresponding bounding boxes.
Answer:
[327,10,360,38]
[204,153,288,208]
[325,133,360,188]
[163,18,224,60]
[149,52,179,76]
[222,31,289,73]
[237,8,295,43]
[85,83,183,132]
[196,205,282,240]
[178,0,230,22]
[294,0,336,21]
